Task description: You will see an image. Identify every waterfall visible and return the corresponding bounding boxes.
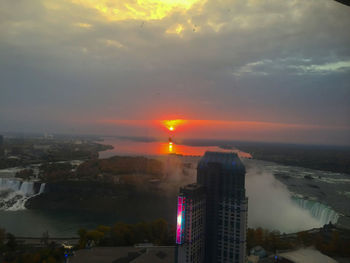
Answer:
[0,178,22,191]
[0,178,46,211]
[19,181,35,196]
[39,183,46,194]
[292,197,339,225]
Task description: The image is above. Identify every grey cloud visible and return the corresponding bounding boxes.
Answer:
[0,0,349,144]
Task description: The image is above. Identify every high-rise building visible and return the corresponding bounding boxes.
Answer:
[198,152,248,263]
[176,184,206,263]
[176,152,248,263]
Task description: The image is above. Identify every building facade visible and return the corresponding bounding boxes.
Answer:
[176,184,206,263]
[176,151,248,263]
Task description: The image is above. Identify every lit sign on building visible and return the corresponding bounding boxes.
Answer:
[176,196,185,244]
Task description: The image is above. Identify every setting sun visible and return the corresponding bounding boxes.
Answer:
[162,119,186,131]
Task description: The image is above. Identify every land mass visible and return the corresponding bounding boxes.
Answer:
[220,141,350,175]
[0,135,113,169]
[26,155,177,220]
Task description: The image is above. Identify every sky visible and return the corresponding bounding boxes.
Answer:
[0,0,349,145]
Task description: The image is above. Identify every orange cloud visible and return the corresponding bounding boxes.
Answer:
[95,118,350,144]
[69,0,204,21]
[99,118,348,132]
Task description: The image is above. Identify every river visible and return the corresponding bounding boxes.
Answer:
[0,138,348,237]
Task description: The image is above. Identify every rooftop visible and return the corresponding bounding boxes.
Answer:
[197,151,245,173]
[278,248,337,263]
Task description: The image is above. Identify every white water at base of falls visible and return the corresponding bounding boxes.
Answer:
[0,178,46,211]
[292,197,339,225]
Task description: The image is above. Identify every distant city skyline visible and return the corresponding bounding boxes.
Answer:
[1,0,349,145]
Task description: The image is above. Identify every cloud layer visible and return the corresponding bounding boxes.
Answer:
[0,0,349,144]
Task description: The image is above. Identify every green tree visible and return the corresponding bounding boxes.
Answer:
[325,231,340,255]
[77,228,87,249]
[246,228,255,249]
[297,231,312,246]
[41,230,50,247]
[151,219,169,245]
[46,256,57,263]
[96,225,111,234]
[133,222,148,243]
[254,227,264,245]
[86,230,104,244]
[6,233,17,251]
[0,228,6,249]
[111,222,133,245]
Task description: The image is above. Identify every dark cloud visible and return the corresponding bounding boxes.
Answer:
[0,0,349,144]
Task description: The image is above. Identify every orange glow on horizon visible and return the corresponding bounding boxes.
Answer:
[96,119,348,144]
[100,118,333,132]
[162,119,187,131]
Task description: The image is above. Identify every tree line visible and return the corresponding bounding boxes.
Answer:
[77,218,174,248]
[0,228,64,263]
[247,226,350,257]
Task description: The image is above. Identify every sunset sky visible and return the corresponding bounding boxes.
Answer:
[1,0,349,145]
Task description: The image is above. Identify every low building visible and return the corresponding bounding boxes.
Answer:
[176,184,206,263]
[250,246,267,259]
[247,255,259,263]
[277,248,337,263]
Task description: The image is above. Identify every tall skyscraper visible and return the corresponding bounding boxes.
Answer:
[198,152,248,263]
[176,152,248,263]
[176,184,206,263]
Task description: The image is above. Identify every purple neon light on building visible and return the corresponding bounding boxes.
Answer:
[176,196,185,244]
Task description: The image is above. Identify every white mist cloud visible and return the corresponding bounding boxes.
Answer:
[158,155,198,195]
[160,155,323,233]
[245,162,322,233]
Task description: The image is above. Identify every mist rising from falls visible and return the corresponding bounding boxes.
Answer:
[0,178,46,211]
[245,163,325,233]
[161,157,337,233]
[292,197,339,225]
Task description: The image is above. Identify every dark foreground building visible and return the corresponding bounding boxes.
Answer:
[176,184,206,263]
[176,152,248,263]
